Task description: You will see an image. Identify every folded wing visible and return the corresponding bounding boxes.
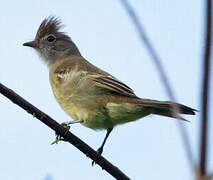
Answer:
[89,74,137,98]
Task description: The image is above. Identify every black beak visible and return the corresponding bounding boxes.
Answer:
[23,41,37,48]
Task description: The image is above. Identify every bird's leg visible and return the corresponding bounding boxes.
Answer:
[51,120,83,145]
[60,120,83,137]
[92,128,113,166]
[61,120,83,126]
[97,128,113,155]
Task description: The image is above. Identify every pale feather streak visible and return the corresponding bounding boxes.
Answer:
[93,75,135,96]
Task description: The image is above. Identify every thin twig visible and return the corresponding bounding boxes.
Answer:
[0,82,131,180]
[119,0,195,170]
[200,0,212,176]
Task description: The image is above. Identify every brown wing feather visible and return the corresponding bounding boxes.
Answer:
[90,74,137,98]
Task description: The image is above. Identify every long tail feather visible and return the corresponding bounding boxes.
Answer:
[140,99,197,120]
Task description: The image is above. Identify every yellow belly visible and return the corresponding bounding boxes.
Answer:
[49,70,149,130]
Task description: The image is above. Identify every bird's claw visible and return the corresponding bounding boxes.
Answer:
[97,147,103,155]
[92,147,103,166]
[51,123,71,145]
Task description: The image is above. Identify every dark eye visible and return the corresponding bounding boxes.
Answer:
[46,35,56,42]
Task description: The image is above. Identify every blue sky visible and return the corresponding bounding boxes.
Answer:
[0,1,212,180]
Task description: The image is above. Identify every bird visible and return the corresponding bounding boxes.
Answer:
[23,16,196,162]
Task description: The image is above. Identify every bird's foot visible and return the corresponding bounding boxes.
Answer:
[51,122,71,145]
[92,147,103,166]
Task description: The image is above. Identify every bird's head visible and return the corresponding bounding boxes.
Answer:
[23,16,81,65]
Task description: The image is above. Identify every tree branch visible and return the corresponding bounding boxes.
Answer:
[0,82,130,180]
[200,0,212,176]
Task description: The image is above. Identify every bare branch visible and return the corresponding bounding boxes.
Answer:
[195,168,213,180]
[200,0,212,176]
[119,0,195,170]
[0,82,131,180]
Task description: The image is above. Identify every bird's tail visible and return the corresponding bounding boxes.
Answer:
[140,99,197,121]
